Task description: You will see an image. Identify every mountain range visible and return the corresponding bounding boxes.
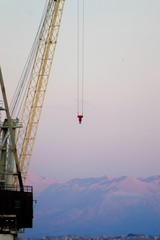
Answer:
[25,173,160,238]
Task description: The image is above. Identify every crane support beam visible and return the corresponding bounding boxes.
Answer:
[0,68,23,191]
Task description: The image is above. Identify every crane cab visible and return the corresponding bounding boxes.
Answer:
[0,185,33,234]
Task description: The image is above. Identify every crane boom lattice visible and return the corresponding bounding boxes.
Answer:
[16,0,65,180]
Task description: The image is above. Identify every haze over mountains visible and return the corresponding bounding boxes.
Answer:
[26,173,160,238]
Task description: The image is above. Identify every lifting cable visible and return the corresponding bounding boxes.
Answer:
[77,0,85,124]
[10,0,48,118]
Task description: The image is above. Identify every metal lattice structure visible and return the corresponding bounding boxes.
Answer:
[16,0,65,180]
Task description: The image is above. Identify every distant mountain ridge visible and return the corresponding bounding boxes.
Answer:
[26,174,160,238]
[26,172,56,195]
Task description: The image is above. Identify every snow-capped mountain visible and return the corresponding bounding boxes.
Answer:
[26,172,56,195]
[26,175,160,238]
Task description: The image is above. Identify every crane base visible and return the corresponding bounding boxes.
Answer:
[0,185,33,233]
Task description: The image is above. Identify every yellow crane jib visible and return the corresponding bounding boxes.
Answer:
[16,0,65,181]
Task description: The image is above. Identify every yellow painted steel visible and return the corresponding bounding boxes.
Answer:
[16,0,65,181]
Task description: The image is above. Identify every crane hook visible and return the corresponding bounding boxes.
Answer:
[77,114,83,124]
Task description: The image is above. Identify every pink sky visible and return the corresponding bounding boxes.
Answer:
[0,0,160,181]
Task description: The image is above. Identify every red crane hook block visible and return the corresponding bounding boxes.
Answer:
[77,115,83,124]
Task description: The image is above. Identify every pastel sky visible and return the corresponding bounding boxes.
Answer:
[0,0,160,181]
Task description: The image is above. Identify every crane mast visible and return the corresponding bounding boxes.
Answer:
[16,0,65,180]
